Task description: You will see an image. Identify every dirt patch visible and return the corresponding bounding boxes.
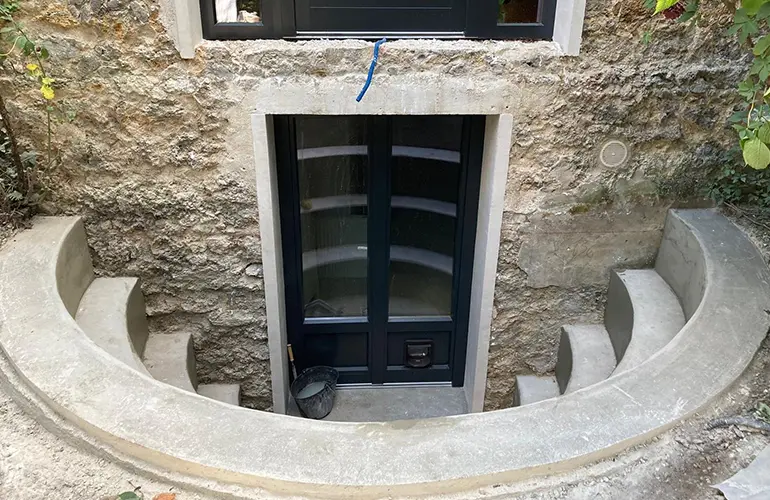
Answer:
[0,383,208,500]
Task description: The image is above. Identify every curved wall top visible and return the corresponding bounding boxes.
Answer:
[0,211,768,499]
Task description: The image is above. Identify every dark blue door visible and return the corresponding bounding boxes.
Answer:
[275,115,484,385]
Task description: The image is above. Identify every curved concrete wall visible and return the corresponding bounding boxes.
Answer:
[0,210,767,498]
[55,218,94,318]
[655,212,707,320]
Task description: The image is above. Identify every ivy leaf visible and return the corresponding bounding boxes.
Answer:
[729,110,749,123]
[738,79,760,100]
[739,127,753,146]
[743,137,770,168]
[732,8,760,44]
[755,35,770,55]
[644,0,657,10]
[750,56,770,81]
[758,1,770,18]
[655,0,680,14]
[742,0,769,16]
[757,123,770,143]
[117,492,142,500]
[678,0,700,22]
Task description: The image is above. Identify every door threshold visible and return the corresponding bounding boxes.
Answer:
[288,384,467,421]
[293,31,465,39]
[338,382,453,390]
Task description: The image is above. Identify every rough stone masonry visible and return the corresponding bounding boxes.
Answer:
[0,0,745,409]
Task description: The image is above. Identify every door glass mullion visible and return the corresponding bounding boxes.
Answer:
[367,116,392,384]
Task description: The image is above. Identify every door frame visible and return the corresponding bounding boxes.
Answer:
[252,114,513,413]
[273,116,485,386]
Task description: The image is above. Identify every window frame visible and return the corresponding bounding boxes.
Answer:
[199,0,557,41]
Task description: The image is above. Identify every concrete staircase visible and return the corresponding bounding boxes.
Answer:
[2,210,768,497]
[74,276,240,406]
[515,267,686,406]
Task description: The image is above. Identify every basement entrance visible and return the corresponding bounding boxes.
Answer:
[275,115,484,387]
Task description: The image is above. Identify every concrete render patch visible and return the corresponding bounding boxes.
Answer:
[0,211,768,498]
[517,207,666,288]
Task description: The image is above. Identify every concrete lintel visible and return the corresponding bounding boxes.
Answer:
[250,74,524,116]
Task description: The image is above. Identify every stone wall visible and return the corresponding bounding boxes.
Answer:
[2,0,743,410]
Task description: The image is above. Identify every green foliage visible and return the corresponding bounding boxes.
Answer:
[706,157,770,206]
[655,0,680,13]
[0,0,66,221]
[743,137,770,167]
[650,0,770,176]
[237,0,261,12]
[118,493,143,500]
[678,0,701,22]
[756,402,770,423]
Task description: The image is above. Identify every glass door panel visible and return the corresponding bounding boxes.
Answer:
[296,116,368,319]
[388,116,463,318]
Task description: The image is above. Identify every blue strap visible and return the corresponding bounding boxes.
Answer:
[356,38,387,102]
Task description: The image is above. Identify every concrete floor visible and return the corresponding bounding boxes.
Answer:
[288,386,468,422]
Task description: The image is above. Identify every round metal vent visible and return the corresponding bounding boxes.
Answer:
[599,139,630,168]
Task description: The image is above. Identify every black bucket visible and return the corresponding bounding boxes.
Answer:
[290,366,338,419]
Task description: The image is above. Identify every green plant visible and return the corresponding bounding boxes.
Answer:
[754,401,770,423]
[0,0,62,221]
[647,0,770,172]
[706,151,770,206]
[118,492,143,500]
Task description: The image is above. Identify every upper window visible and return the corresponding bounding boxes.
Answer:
[199,0,557,40]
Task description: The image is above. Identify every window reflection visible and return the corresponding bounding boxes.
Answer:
[215,0,261,23]
[498,0,539,23]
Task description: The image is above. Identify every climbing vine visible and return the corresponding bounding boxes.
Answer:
[0,0,65,221]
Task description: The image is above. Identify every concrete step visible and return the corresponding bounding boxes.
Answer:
[555,324,616,394]
[513,375,560,407]
[143,332,198,392]
[198,383,241,406]
[75,277,150,376]
[605,269,686,374]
